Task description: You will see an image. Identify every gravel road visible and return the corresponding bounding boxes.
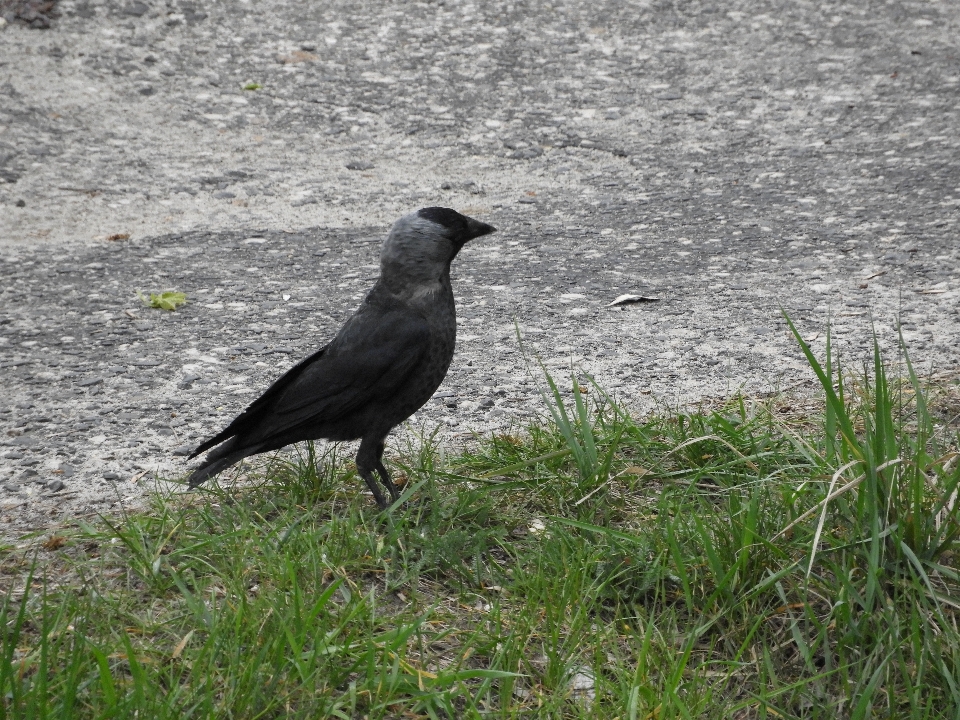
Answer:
[1,0,958,538]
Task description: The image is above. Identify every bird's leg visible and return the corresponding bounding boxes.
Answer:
[374,440,401,502]
[357,464,389,509]
[357,436,390,509]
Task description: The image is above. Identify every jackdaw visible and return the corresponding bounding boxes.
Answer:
[186,207,496,507]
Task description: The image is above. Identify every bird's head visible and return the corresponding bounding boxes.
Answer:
[380,207,496,286]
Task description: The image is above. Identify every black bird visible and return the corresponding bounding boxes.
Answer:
[186,207,496,508]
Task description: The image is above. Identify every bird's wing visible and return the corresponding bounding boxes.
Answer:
[190,308,429,458]
[262,309,430,429]
[189,342,330,459]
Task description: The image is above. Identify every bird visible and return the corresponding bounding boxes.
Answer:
[185,207,496,508]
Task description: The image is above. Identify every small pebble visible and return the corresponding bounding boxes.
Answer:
[124,1,148,16]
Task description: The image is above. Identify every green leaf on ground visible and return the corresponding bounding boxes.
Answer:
[137,290,187,311]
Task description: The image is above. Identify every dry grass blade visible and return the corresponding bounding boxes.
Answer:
[773,458,903,543]
[171,630,194,659]
[573,479,611,506]
[807,459,863,576]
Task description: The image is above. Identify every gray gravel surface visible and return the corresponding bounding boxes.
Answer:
[1,0,959,537]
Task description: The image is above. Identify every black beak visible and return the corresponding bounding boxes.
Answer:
[463,217,497,241]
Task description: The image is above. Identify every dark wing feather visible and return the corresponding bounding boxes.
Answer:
[190,307,429,458]
[188,343,329,459]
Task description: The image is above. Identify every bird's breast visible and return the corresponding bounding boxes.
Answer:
[412,286,457,371]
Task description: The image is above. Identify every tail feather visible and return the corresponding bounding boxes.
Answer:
[186,436,252,488]
[188,455,243,488]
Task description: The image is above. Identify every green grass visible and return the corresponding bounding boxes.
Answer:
[3,328,960,718]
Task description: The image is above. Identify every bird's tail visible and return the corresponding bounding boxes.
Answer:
[186,437,250,488]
